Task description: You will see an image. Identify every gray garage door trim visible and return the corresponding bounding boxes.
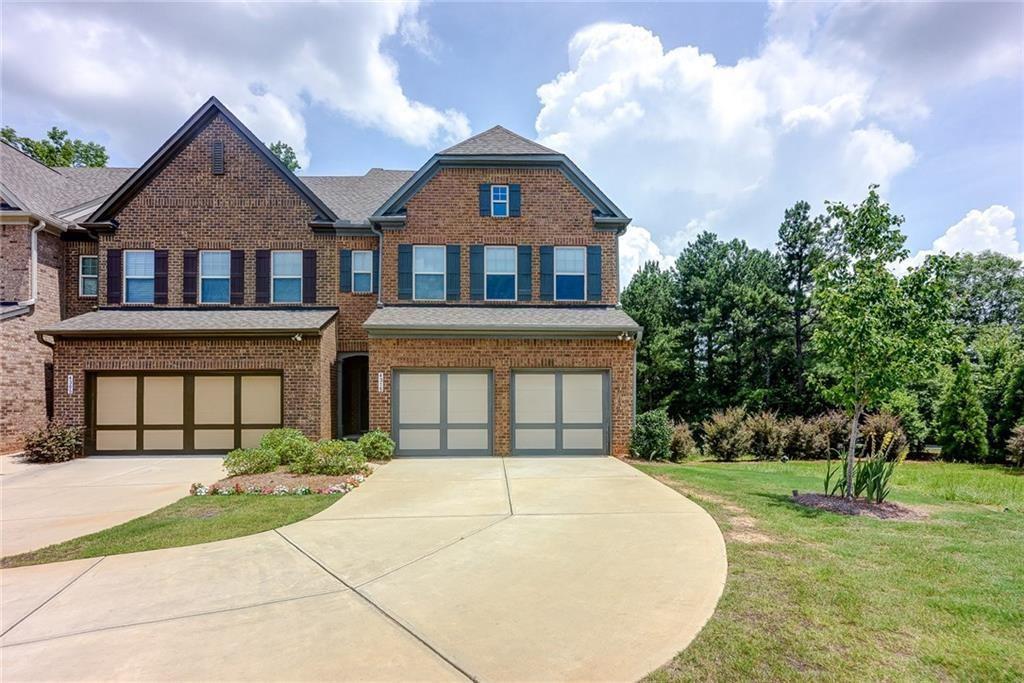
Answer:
[511,370,610,455]
[392,369,493,456]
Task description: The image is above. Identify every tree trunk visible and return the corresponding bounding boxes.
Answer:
[845,403,864,500]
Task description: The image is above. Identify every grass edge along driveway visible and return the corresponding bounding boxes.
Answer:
[635,460,1023,682]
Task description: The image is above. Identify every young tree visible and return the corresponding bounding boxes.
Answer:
[812,187,951,498]
[937,361,990,461]
[777,201,824,405]
[2,126,108,167]
[269,141,301,172]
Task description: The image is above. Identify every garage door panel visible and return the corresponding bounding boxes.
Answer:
[515,428,556,450]
[562,374,604,424]
[399,428,441,451]
[96,377,137,425]
[195,429,235,450]
[563,428,604,450]
[512,371,608,455]
[143,430,184,451]
[194,377,234,425]
[394,371,491,455]
[241,376,281,425]
[398,374,441,424]
[514,374,555,424]
[95,430,137,451]
[447,428,489,451]
[143,377,184,425]
[447,374,489,424]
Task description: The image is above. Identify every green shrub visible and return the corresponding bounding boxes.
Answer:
[358,429,396,461]
[631,409,673,460]
[22,423,83,463]
[1006,422,1024,467]
[259,428,312,466]
[313,439,368,475]
[702,408,751,461]
[813,410,850,456]
[746,411,785,460]
[224,448,279,476]
[937,362,989,462]
[862,411,908,459]
[669,422,698,461]
[783,416,820,460]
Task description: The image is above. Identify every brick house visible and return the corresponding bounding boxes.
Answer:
[16,97,641,457]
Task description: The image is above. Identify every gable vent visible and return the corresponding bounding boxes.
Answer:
[211,141,225,175]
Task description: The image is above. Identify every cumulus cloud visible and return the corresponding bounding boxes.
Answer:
[897,205,1022,273]
[0,2,469,166]
[618,225,678,288]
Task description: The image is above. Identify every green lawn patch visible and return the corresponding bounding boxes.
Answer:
[637,460,1024,682]
[1,494,337,569]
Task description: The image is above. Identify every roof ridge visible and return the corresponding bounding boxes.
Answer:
[440,125,557,155]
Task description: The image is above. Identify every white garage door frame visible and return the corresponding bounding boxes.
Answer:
[86,370,284,455]
[392,369,493,456]
[511,369,610,456]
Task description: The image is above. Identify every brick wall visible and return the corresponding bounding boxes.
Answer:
[52,326,336,443]
[97,113,335,308]
[1,229,62,453]
[63,240,99,319]
[335,234,379,352]
[367,336,635,456]
[380,167,620,306]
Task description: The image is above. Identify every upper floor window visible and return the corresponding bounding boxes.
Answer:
[491,185,509,218]
[271,251,302,303]
[413,245,445,301]
[352,250,373,294]
[123,250,155,304]
[79,255,98,297]
[554,247,586,301]
[200,250,230,304]
[485,246,516,301]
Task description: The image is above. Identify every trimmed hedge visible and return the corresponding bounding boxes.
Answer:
[224,448,279,476]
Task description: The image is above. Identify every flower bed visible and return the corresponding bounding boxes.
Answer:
[191,468,368,497]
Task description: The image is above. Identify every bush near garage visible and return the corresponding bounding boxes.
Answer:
[259,428,312,465]
[631,408,673,460]
[291,439,368,476]
[21,423,83,463]
[669,422,699,461]
[224,447,280,476]
[746,411,786,460]
[358,429,396,461]
[702,408,752,461]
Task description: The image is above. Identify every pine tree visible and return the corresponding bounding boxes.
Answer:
[937,361,990,462]
[993,363,1024,451]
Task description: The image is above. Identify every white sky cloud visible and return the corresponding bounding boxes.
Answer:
[897,205,1022,274]
[0,2,469,167]
[618,225,678,288]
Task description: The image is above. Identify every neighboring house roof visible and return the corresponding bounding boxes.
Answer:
[441,126,558,156]
[86,97,338,225]
[37,308,338,338]
[303,169,413,224]
[363,306,641,338]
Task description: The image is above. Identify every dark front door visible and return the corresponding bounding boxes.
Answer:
[340,355,369,438]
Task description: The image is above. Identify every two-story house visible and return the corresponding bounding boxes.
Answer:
[31,97,640,457]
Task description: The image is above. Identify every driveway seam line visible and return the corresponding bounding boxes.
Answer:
[0,556,105,638]
[274,529,479,683]
[0,588,350,648]
[500,456,514,515]
[305,513,504,521]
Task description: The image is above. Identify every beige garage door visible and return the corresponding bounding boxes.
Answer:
[512,371,608,455]
[393,370,491,455]
[89,372,282,454]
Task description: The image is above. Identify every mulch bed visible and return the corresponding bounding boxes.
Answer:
[212,466,368,491]
[792,492,927,520]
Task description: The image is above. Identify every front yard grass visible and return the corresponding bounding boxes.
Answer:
[1,494,337,569]
[637,460,1024,682]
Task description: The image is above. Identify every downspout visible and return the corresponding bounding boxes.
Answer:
[17,220,47,307]
[369,222,384,308]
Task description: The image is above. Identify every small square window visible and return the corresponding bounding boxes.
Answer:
[491,185,509,218]
[554,247,586,301]
[485,246,516,301]
[272,251,302,303]
[79,255,98,297]
[352,250,373,294]
[199,251,230,304]
[123,250,155,304]
[413,245,445,301]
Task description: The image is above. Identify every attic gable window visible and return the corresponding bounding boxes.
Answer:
[490,185,509,217]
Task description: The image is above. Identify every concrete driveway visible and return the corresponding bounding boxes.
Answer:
[1,456,225,556]
[0,456,726,682]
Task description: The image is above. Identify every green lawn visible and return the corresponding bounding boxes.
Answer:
[636,460,1024,682]
[1,495,338,569]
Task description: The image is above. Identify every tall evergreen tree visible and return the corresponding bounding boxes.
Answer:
[937,361,990,461]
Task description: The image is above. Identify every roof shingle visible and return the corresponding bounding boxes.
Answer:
[364,306,640,337]
[38,308,338,337]
[440,126,558,156]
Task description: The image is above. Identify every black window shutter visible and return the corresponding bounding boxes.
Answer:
[154,250,169,305]
[469,245,484,300]
[517,245,532,301]
[446,245,461,301]
[255,250,270,304]
[230,250,245,304]
[182,249,198,305]
[478,184,491,217]
[372,249,380,294]
[586,245,602,301]
[509,184,522,217]
[339,249,352,293]
[107,249,122,304]
[539,246,554,301]
[302,250,317,304]
[397,245,413,300]
[212,141,224,175]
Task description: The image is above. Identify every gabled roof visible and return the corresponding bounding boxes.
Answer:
[441,126,558,156]
[303,169,413,224]
[86,97,337,225]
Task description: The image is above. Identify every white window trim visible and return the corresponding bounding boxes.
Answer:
[78,255,98,298]
[122,249,155,305]
[484,245,517,302]
[271,249,303,304]
[490,184,509,218]
[351,249,374,294]
[412,245,446,302]
[198,250,231,305]
[553,246,587,302]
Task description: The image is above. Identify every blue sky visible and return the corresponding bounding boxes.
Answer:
[2,1,1021,283]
